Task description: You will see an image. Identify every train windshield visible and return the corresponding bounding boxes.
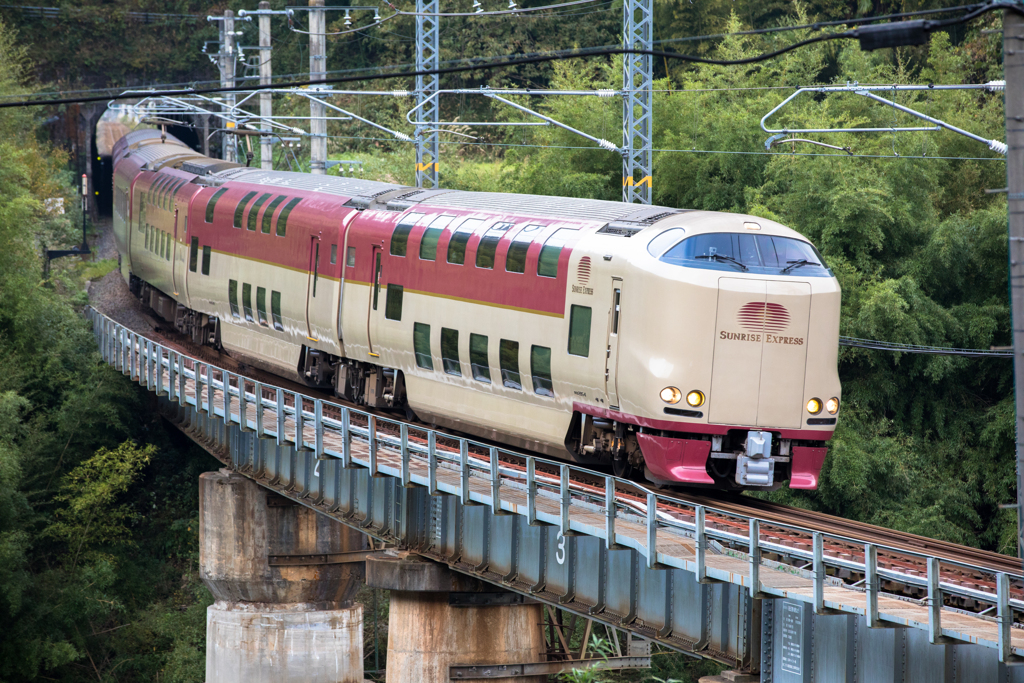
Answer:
[657,232,831,276]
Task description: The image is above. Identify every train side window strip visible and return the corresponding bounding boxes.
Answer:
[419,214,455,261]
[446,218,484,265]
[568,305,592,357]
[385,284,403,321]
[206,188,228,223]
[242,283,254,322]
[256,286,268,326]
[499,339,521,390]
[441,328,461,376]
[538,228,575,278]
[476,222,514,270]
[189,237,199,272]
[229,280,240,318]
[271,291,284,331]
[414,323,433,370]
[201,245,212,276]
[469,333,491,383]
[505,224,544,274]
[390,212,424,257]
[312,242,320,297]
[276,197,301,237]
[372,252,381,310]
[234,191,258,229]
[531,345,553,397]
[261,195,287,234]
[247,193,273,232]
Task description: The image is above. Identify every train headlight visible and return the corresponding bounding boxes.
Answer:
[806,398,822,415]
[826,397,840,415]
[660,387,682,404]
[685,390,705,408]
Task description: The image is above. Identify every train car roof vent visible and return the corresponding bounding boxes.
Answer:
[597,208,686,236]
[384,189,455,212]
[345,187,412,210]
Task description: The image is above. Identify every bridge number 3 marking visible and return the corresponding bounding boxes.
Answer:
[555,533,566,565]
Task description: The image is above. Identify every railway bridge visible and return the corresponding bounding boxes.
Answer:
[87,307,1024,683]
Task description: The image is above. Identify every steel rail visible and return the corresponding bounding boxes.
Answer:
[85,306,1024,659]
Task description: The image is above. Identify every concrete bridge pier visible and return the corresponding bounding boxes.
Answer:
[199,469,367,683]
[367,553,546,683]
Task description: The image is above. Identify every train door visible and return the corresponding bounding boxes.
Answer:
[605,278,623,408]
[171,208,180,296]
[366,245,382,358]
[305,236,321,341]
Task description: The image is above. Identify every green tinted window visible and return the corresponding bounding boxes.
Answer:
[261,195,287,234]
[390,212,423,257]
[441,328,460,376]
[499,340,521,390]
[206,188,228,222]
[229,280,240,318]
[242,283,254,322]
[163,232,169,260]
[531,345,553,397]
[414,323,433,370]
[276,197,301,236]
[247,193,273,232]
[256,286,268,326]
[189,237,199,272]
[144,225,150,251]
[476,223,513,270]
[234,191,258,229]
[201,245,212,275]
[568,305,592,357]
[506,225,543,274]
[469,334,490,383]
[419,215,454,261]
[385,284,403,321]
[446,218,483,265]
[271,290,283,331]
[538,229,574,278]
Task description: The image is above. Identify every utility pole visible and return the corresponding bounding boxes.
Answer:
[622,0,652,203]
[415,0,439,188]
[309,0,326,174]
[258,1,273,170]
[222,10,237,163]
[1005,5,1024,564]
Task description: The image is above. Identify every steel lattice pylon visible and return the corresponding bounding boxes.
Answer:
[622,0,652,203]
[415,0,439,188]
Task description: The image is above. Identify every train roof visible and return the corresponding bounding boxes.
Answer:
[213,167,402,199]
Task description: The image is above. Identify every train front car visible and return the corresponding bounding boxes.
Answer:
[572,212,840,491]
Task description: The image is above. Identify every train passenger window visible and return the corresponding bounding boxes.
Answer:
[144,225,150,251]
[505,225,543,274]
[414,323,433,370]
[390,212,424,257]
[189,237,199,272]
[346,247,356,267]
[446,219,484,265]
[261,195,288,234]
[385,284,403,321]
[440,328,461,376]
[469,334,491,383]
[271,291,284,331]
[475,223,513,270]
[229,280,240,318]
[419,215,455,261]
[276,197,301,237]
[242,283,254,322]
[163,233,170,260]
[530,346,553,397]
[330,244,337,265]
[201,246,212,275]
[312,242,320,298]
[206,188,228,223]
[499,340,521,390]
[169,179,186,205]
[256,287,268,326]
[247,193,273,232]
[538,229,575,278]
[568,305,592,357]
[234,191,258,229]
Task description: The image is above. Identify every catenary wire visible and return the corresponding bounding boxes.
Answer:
[839,337,1013,357]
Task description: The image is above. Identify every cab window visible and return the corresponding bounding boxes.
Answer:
[659,233,830,276]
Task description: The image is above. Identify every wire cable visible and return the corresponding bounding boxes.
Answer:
[839,336,1013,357]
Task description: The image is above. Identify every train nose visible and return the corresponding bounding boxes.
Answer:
[707,278,811,429]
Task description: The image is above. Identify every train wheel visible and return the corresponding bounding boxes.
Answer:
[612,452,637,479]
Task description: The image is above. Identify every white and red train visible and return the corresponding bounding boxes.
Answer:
[112,129,841,490]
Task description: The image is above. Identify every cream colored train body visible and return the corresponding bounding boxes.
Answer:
[113,130,840,490]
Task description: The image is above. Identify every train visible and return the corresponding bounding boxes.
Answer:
[111,129,841,490]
